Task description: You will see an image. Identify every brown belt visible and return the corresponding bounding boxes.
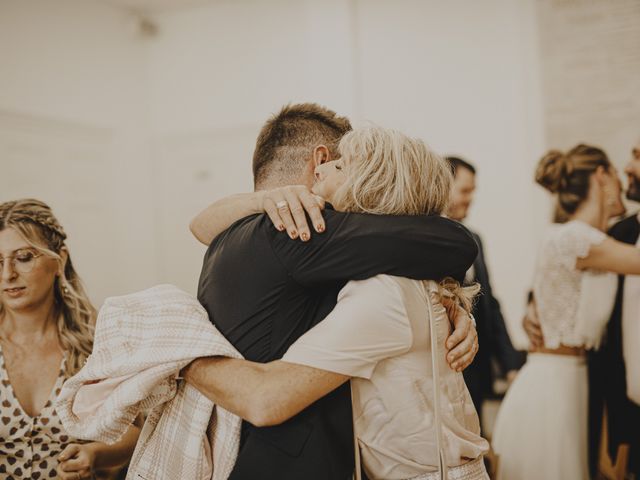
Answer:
[530,345,585,356]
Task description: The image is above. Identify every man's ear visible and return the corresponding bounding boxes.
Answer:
[312,145,330,167]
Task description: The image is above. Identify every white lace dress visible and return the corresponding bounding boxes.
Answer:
[492,220,617,480]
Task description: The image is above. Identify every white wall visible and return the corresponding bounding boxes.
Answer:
[352,0,546,345]
[0,0,155,303]
[144,0,545,344]
[537,0,640,180]
[144,0,364,293]
[1,0,550,346]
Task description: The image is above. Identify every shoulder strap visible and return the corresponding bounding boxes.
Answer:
[352,281,448,480]
[425,281,448,480]
[353,383,362,480]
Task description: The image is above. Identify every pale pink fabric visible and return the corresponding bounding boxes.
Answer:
[72,374,136,419]
[284,275,488,480]
[56,284,242,480]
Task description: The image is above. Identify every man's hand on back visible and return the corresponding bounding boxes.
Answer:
[442,300,478,372]
[522,297,544,350]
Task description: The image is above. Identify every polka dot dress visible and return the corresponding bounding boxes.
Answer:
[0,346,84,479]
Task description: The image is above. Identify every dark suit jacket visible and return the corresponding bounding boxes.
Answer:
[463,231,525,408]
[197,209,478,480]
[588,214,640,477]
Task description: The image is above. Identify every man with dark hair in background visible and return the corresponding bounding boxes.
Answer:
[185,104,481,480]
[446,156,525,427]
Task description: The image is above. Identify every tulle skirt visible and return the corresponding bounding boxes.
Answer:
[492,353,589,480]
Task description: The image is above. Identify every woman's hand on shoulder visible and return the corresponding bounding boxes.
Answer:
[259,185,326,242]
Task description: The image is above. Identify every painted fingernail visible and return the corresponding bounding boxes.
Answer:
[277,224,285,231]
[316,224,325,232]
[301,232,309,241]
[289,230,298,239]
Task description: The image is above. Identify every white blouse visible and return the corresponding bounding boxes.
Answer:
[533,220,615,349]
[283,275,488,480]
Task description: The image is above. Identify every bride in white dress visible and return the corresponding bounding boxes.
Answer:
[492,144,640,480]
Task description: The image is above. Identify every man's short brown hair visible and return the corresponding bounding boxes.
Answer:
[252,103,352,187]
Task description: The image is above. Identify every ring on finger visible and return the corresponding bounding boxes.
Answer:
[276,200,288,209]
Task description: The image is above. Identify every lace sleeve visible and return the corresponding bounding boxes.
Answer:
[553,221,607,270]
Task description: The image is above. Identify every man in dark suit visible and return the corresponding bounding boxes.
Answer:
[523,139,640,478]
[588,140,640,478]
[184,104,480,480]
[446,156,525,426]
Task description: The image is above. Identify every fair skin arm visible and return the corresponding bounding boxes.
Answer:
[183,306,477,428]
[184,358,347,427]
[576,236,640,274]
[190,193,264,245]
[189,187,325,246]
[190,145,331,246]
[57,417,143,480]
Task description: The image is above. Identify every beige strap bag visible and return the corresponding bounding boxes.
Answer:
[352,281,448,480]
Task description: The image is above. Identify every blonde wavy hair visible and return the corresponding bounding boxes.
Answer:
[332,126,479,308]
[0,199,95,376]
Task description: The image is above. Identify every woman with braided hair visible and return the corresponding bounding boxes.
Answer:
[0,199,140,479]
[492,145,640,480]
